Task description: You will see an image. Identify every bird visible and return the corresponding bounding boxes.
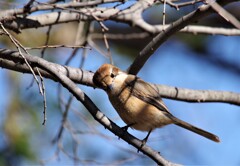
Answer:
[93,63,220,143]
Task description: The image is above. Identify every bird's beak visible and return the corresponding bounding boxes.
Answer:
[107,84,113,91]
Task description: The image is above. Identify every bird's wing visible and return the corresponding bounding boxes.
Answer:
[126,76,172,115]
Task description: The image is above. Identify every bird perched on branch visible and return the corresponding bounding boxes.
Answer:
[93,64,220,143]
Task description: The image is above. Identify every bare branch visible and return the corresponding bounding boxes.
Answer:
[153,84,240,105]
[89,26,240,42]
[4,10,240,35]
[0,50,94,87]
[180,25,240,35]
[1,48,240,106]
[0,22,47,114]
[36,67,48,125]
[24,0,35,11]
[26,44,91,50]
[164,0,203,10]
[0,0,121,22]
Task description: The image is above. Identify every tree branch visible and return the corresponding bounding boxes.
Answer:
[5,11,240,35]
[0,0,121,22]
[1,48,240,106]
[0,49,94,86]
[153,84,240,105]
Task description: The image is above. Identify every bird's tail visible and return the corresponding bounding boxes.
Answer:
[171,117,220,143]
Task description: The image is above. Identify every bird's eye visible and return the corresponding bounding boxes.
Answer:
[110,73,115,78]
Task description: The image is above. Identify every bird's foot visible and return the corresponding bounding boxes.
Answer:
[121,123,135,131]
[137,130,152,153]
[118,123,135,140]
[137,138,148,153]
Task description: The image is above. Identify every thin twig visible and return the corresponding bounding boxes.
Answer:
[26,44,91,50]
[88,22,109,58]
[165,0,202,10]
[1,23,48,125]
[52,96,73,143]
[163,0,166,30]
[36,67,47,125]
[24,0,35,12]
[41,25,52,57]
[0,22,43,95]
[101,22,113,64]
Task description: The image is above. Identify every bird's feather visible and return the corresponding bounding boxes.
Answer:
[125,75,171,115]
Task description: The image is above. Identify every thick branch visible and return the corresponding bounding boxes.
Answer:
[153,84,240,105]
[0,50,93,86]
[1,48,240,106]
[0,0,120,22]
[5,11,240,36]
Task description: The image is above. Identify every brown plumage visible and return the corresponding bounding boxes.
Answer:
[93,64,220,143]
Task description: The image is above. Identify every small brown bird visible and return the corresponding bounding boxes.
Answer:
[93,64,220,143]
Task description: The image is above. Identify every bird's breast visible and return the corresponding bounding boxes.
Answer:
[108,88,172,131]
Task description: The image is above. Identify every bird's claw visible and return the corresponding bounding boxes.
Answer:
[118,123,135,140]
[137,130,152,153]
[137,138,147,153]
